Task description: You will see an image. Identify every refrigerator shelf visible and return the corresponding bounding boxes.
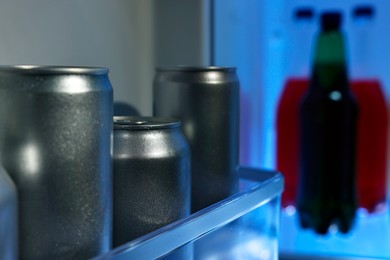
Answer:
[95,167,283,260]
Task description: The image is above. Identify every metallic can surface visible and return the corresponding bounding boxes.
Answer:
[113,116,191,247]
[0,66,113,259]
[153,66,239,212]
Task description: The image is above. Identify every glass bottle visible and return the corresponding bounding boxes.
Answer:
[297,12,358,234]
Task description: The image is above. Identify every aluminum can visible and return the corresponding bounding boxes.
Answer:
[0,66,113,259]
[153,66,239,212]
[0,167,17,260]
[112,116,191,247]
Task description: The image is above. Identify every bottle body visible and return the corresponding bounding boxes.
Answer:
[298,65,358,234]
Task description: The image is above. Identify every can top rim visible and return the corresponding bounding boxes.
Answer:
[156,66,236,72]
[114,116,181,130]
[0,65,109,75]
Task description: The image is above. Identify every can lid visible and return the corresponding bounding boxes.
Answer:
[113,116,181,130]
[155,66,236,72]
[0,65,109,75]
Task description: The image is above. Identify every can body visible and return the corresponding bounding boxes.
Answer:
[153,67,239,212]
[113,116,191,247]
[0,166,17,260]
[0,66,113,259]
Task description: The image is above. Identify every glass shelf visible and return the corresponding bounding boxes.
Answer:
[94,167,284,260]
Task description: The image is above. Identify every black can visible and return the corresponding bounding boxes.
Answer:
[153,66,239,212]
[0,66,113,259]
[112,116,191,247]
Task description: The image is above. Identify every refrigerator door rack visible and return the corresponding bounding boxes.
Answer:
[95,167,283,260]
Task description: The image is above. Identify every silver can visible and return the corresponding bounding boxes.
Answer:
[0,66,113,259]
[112,116,191,247]
[153,66,240,212]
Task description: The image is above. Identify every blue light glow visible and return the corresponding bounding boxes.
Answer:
[214,0,390,258]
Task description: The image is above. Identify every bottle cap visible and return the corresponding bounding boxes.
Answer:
[321,11,342,31]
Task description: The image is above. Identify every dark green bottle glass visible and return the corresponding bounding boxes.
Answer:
[297,12,358,234]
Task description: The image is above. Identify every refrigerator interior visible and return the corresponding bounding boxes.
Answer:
[0,0,389,258]
[213,0,390,258]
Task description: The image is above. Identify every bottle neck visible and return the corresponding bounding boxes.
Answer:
[310,30,348,90]
[314,31,345,64]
